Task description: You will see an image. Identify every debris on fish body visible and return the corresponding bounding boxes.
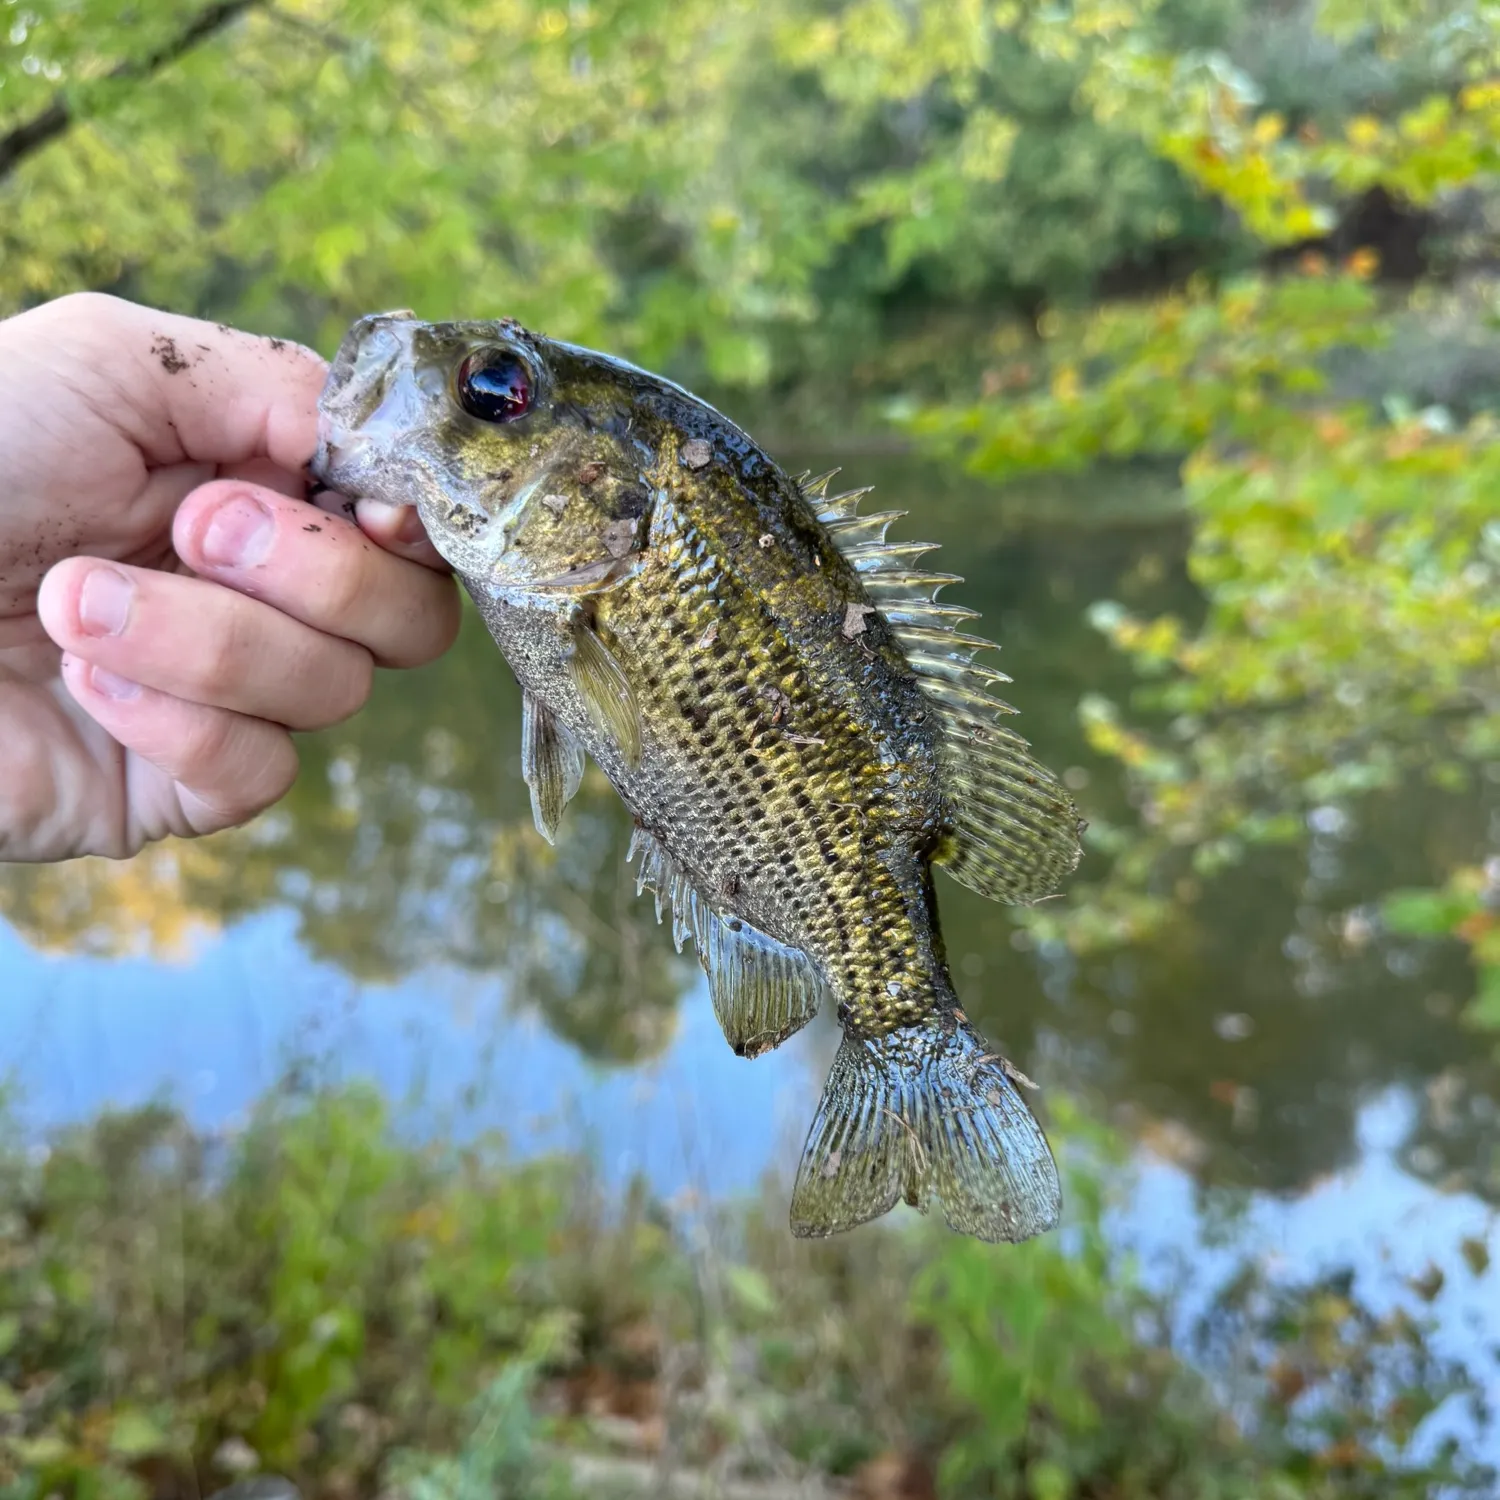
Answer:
[312,312,1085,1243]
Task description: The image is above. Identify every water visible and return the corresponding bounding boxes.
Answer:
[2,451,1496,1431]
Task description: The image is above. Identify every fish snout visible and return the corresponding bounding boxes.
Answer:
[323,314,414,418]
[312,314,432,495]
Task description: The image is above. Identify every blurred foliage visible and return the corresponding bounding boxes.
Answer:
[3,0,1493,394]
[383,1356,580,1500]
[904,272,1388,470]
[0,1083,573,1493]
[997,369,1498,949]
[1385,860,1500,1036]
[5,2,1500,1485]
[0,1082,1491,1499]
[871,3,1500,1038]
[0,0,1248,401]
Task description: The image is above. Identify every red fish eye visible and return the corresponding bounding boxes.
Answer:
[456,351,533,423]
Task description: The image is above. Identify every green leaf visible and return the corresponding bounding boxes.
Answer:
[726,1264,778,1318]
[1383,890,1473,937]
[108,1409,168,1459]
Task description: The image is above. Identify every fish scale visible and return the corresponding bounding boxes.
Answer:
[313,311,1083,1244]
[598,483,946,1034]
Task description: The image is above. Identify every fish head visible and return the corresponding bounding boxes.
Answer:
[313,312,659,591]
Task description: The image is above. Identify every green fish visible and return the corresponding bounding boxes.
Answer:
[312,313,1084,1242]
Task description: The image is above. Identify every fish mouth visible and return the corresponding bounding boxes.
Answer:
[310,311,424,500]
[309,428,379,503]
[308,430,360,494]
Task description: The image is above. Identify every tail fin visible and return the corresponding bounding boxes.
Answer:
[789,1014,1060,1243]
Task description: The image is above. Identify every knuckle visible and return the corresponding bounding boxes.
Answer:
[175,708,240,782]
[344,646,376,706]
[252,735,301,807]
[378,578,461,669]
[27,294,134,365]
[313,645,375,727]
[278,640,372,730]
[319,549,371,625]
[179,724,299,832]
[195,609,252,692]
[0,730,62,861]
[41,290,123,329]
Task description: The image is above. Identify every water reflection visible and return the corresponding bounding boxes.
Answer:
[0,699,692,1066]
[2,451,1496,1206]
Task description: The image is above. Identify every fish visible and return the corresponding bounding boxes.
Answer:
[311,312,1084,1243]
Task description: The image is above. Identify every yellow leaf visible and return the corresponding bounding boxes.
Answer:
[1252,111,1284,146]
[1460,81,1500,114]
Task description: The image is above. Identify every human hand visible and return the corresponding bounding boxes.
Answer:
[1,293,460,862]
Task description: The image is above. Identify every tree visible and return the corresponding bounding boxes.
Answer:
[897,0,1500,1042]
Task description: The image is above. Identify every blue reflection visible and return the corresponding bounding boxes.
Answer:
[0,910,819,1198]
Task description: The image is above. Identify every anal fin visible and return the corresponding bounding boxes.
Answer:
[697,909,825,1058]
[627,826,825,1057]
[521,691,585,845]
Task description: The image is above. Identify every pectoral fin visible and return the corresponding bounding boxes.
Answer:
[567,617,642,768]
[521,691,586,844]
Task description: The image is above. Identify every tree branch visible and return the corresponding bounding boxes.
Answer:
[0,0,263,184]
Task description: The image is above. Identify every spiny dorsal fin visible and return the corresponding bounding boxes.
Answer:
[803,467,875,523]
[521,691,586,844]
[800,468,840,502]
[824,508,907,547]
[813,481,1083,904]
[627,826,825,1057]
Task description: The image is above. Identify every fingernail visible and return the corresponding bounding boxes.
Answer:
[91,665,141,701]
[397,507,427,545]
[202,494,273,569]
[79,567,133,637]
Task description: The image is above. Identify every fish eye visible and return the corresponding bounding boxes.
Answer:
[455,350,533,423]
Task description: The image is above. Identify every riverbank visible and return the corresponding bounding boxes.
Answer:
[1,1079,1490,1500]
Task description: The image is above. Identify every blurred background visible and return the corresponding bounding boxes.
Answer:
[2,1,1498,1496]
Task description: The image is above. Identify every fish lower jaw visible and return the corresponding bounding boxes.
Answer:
[308,429,372,495]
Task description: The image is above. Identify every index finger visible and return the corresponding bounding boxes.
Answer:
[174,479,461,669]
[47,293,328,474]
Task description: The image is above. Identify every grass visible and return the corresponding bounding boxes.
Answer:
[0,1079,1490,1500]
